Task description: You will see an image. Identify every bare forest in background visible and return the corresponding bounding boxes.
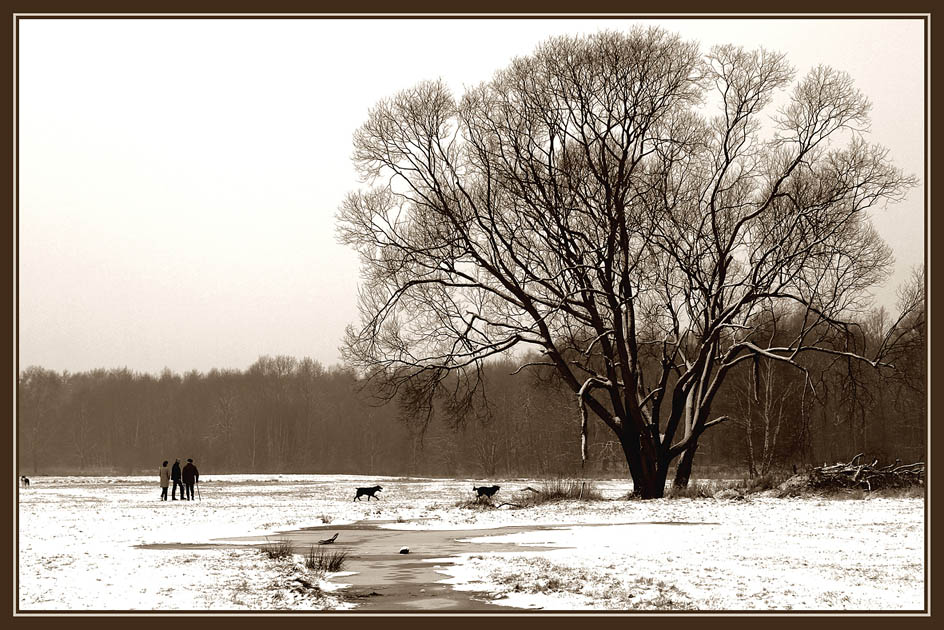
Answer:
[17,298,924,478]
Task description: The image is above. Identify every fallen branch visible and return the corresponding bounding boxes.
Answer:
[808,457,924,491]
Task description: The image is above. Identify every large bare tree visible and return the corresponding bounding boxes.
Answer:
[337,28,917,498]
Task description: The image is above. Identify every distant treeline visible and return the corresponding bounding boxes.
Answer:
[18,309,925,478]
[16,355,590,478]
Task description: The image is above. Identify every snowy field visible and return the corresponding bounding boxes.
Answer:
[16,474,925,612]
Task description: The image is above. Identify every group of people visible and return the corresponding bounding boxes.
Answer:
[158,458,199,501]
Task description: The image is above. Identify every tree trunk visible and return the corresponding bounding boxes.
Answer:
[31,427,39,475]
[619,431,667,499]
[673,443,698,488]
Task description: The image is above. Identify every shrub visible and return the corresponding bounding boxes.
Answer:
[538,478,604,501]
[515,479,604,506]
[664,474,791,499]
[305,545,348,573]
[455,479,603,509]
[816,486,868,500]
[454,496,497,510]
[744,473,789,493]
[260,538,293,560]
[872,485,925,499]
[665,482,714,499]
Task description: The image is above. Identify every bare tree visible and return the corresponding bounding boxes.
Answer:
[734,354,799,478]
[18,367,63,474]
[337,28,916,497]
[206,384,239,470]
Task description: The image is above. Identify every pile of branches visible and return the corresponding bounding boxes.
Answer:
[808,454,925,491]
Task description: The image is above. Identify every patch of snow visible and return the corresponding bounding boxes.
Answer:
[17,475,925,611]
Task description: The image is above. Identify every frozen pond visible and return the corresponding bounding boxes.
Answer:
[197,519,717,610]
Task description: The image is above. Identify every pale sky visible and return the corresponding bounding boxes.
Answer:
[17,17,926,375]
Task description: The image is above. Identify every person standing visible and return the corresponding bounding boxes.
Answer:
[171,459,184,500]
[159,460,171,501]
[182,458,199,501]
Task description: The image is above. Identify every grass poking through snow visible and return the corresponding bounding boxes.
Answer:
[664,473,790,499]
[533,479,604,502]
[454,496,498,510]
[260,538,294,560]
[305,545,348,573]
[457,479,605,509]
[665,482,715,499]
[480,556,695,610]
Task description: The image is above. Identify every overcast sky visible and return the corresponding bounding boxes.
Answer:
[17,17,925,375]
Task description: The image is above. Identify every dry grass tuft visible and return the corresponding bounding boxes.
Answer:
[535,478,604,502]
[260,538,294,560]
[483,556,695,610]
[305,545,348,573]
[455,479,603,509]
[871,485,925,499]
[664,473,791,499]
[744,473,789,493]
[454,496,498,510]
[665,482,714,499]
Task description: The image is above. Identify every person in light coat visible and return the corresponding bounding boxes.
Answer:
[158,461,171,501]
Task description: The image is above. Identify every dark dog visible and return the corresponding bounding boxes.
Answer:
[21,476,29,487]
[473,485,500,498]
[354,485,383,501]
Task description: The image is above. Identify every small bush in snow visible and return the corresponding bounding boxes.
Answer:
[872,484,924,498]
[819,487,869,500]
[261,538,294,560]
[514,479,603,506]
[666,474,789,499]
[457,479,605,508]
[537,478,604,502]
[305,545,348,573]
[745,473,789,493]
[665,482,714,499]
[454,496,497,510]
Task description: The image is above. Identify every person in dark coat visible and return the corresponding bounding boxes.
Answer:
[171,459,184,500]
[182,459,199,501]
[159,460,171,501]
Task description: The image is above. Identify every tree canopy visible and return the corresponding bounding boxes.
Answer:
[338,27,918,497]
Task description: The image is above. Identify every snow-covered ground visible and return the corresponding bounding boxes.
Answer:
[16,474,925,611]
